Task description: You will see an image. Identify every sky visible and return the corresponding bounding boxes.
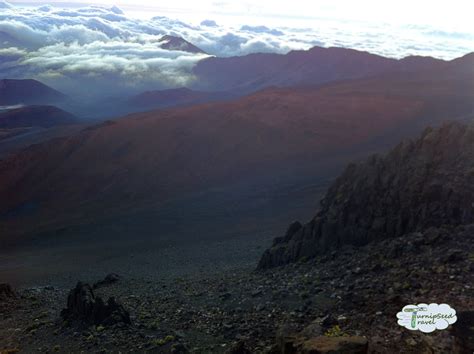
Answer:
[1,0,473,96]
[8,0,474,30]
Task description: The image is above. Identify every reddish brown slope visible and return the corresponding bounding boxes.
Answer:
[0,93,423,234]
[0,54,472,237]
[128,87,233,109]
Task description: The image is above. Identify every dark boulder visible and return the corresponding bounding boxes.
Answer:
[259,122,474,268]
[273,323,300,354]
[93,273,121,289]
[61,282,130,326]
[227,341,252,354]
[171,343,189,354]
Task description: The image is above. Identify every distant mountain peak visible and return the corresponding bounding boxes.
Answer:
[0,79,67,105]
[159,35,207,55]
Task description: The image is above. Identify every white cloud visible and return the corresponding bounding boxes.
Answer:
[0,2,472,96]
[0,1,12,9]
[240,25,284,36]
[0,104,25,111]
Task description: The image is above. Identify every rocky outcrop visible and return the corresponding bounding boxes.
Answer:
[259,122,474,268]
[93,273,120,289]
[61,282,130,326]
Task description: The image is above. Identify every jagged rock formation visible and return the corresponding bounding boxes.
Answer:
[259,121,474,268]
[61,282,130,326]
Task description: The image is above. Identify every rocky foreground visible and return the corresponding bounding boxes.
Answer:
[1,223,473,353]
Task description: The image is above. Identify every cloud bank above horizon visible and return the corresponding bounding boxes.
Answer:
[0,1,473,96]
[7,0,474,30]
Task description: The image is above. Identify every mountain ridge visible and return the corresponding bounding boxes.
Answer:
[192,45,450,93]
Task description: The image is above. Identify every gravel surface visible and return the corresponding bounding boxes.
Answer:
[1,224,472,353]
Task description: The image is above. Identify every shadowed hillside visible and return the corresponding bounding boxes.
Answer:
[0,79,67,105]
[0,105,77,129]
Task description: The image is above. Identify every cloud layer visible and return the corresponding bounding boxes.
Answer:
[0,1,472,96]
